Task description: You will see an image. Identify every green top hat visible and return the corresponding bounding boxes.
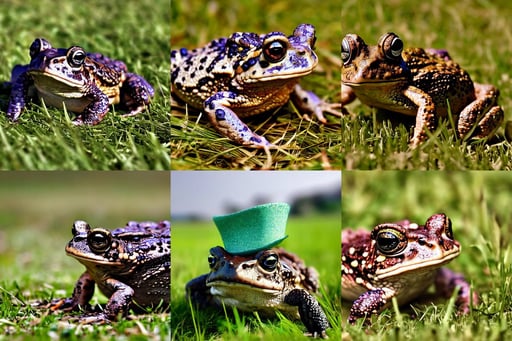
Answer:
[213,202,290,255]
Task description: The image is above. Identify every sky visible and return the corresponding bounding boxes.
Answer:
[170,171,341,218]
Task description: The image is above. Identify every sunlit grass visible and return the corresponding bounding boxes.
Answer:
[0,0,170,170]
[341,0,512,169]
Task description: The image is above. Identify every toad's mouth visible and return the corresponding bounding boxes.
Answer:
[206,281,299,317]
[30,69,85,89]
[375,248,460,279]
[342,79,406,86]
[206,278,284,296]
[243,67,316,83]
[65,247,124,266]
[207,280,281,295]
[242,55,318,82]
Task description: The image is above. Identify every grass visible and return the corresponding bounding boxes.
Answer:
[170,0,342,170]
[342,171,512,340]
[0,0,170,170]
[340,0,512,169]
[171,213,341,340]
[0,172,170,340]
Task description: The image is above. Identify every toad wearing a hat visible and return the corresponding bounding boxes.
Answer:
[186,203,330,338]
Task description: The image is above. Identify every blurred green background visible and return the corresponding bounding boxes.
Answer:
[0,171,169,312]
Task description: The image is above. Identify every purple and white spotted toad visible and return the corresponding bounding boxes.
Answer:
[171,24,340,148]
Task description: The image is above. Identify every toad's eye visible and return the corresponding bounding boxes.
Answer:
[380,33,403,61]
[259,253,279,271]
[208,254,217,268]
[341,35,358,65]
[373,227,407,255]
[29,38,52,58]
[444,217,454,239]
[87,229,112,253]
[67,47,86,67]
[388,37,403,58]
[263,40,287,63]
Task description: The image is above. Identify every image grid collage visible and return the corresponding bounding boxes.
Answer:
[0,0,511,340]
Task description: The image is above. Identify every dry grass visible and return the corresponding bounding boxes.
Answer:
[171,0,342,170]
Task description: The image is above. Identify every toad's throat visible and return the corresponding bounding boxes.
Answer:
[206,280,295,316]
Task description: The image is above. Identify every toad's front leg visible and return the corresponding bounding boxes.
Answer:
[70,277,135,324]
[405,86,437,148]
[204,91,273,148]
[457,84,503,140]
[6,72,32,121]
[50,271,95,313]
[72,85,110,125]
[348,288,394,324]
[341,84,356,107]
[284,288,330,338]
[100,278,135,320]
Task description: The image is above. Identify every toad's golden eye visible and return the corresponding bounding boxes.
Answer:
[263,40,287,63]
[373,227,407,255]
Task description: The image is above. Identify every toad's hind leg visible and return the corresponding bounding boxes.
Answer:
[457,84,503,139]
[434,267,478,315]
[120,72,155,117]
[204,92,273,148]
